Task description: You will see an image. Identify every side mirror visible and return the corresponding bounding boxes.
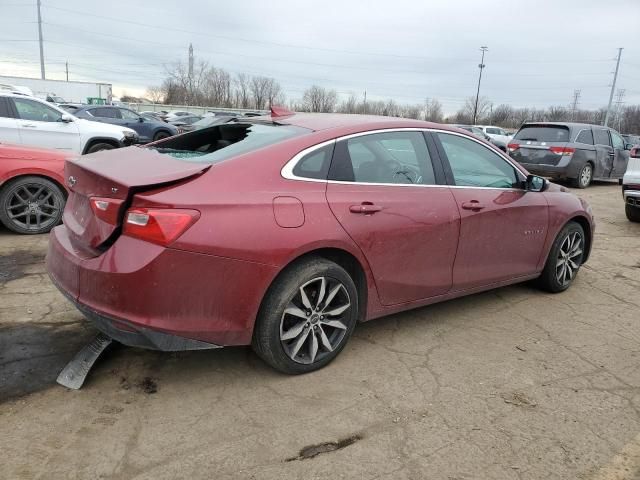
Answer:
[138,117,144,122]
[526,174,547,192]
[625,143,633,151]
[60,114,74,123]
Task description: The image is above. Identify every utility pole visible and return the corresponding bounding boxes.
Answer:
[188,43,194,104]
[604,47,623,127]
[472,46,488,125]
[570,89,581,121]
[614,89,625,131]
[36,0,45,79]
[65,61,69,81]
[363,90,367,114]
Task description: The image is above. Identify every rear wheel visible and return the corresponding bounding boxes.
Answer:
[536,221,585,293]
[153,131,171,141]
[0,176,65,234]
[86,142,115,154]
[626,204,640,222]
[252,258,359,374]
[571,163,593,189]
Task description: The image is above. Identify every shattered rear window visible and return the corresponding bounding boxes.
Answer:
[149,122,310,164]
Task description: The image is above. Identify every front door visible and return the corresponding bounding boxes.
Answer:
[325,130,460,306]
[11,97,80,152]
[433,131,549,290]
[0,97,21,144]
[593,128,615,178]
[610,130,629,178]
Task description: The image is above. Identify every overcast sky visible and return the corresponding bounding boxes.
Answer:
[1,0,639,113]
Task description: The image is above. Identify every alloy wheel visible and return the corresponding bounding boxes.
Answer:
[279,276,351,365]
[5,182,62,233]
[580,164,592,188]
[555,231,583,286]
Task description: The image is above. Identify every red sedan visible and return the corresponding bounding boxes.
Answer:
[47,111,594,374]
[0,143,68,234]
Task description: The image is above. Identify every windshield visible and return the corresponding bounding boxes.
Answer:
[514,125,570,142]
[150,122,310,164]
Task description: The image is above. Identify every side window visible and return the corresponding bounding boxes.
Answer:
[0,98,12,118]
[611,131,625,150]
[13,98,62,122]
[593,129,611,147]
[437,133,520,188]
[575,129,594,145]
[486,127,500,135]
[329,131,436,185]
[292,144,334,180]
[120,108,140,120]
[91,108,119,118]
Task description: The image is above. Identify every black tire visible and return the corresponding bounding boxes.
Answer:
[626,204,640,222]
[571,163,593,189]
[86,142,115,154]
[0,176,65,234]
[536,221,585,293]
[252,257,359,374]
[153,131,171,141]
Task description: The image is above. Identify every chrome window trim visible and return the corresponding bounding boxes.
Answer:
[280,127,528,190]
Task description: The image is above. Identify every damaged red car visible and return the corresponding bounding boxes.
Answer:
[47,111,594,374]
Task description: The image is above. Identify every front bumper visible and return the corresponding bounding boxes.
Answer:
[624,189,640,207]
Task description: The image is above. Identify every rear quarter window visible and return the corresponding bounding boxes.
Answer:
[514,126,570,143]
[575,129,594,145]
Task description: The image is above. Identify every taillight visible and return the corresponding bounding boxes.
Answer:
[123,208,200,246]
[549,146,576,156]
[507,143,520,152]
[90,197,124,224]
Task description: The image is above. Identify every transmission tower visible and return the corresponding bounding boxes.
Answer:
[570,89,581,121]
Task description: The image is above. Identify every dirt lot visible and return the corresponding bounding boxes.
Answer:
[1,182,639,480]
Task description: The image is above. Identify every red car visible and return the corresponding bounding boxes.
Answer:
[47,111,594,374]
[0,143,68,234]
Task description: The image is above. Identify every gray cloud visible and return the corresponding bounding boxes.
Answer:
[1,0,639,113]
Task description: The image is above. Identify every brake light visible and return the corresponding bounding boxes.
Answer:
[123,208,200,246]
[507,143,520,152]
[549,146,576,155]
[90,197,124,225]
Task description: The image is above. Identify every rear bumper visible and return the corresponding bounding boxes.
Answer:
[47,225,279,347]
[624,189,640,207]
[519,162,574,179]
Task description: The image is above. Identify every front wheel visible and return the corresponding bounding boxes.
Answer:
[626,204,640,222]
[536,221,585,293]
[86,142,115,154]
[252,258,359,374]
[153,131,171,141]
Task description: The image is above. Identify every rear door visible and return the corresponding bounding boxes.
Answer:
[433,131,548,290]
[593,128,614,177]
[610,130,629,178]
[0,97,21,144]
[11,97,80,151]
[325,130,460,305]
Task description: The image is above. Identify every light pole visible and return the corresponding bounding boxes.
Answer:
[472,46,488,125]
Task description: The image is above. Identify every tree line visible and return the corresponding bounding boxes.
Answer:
[146,61,640,134]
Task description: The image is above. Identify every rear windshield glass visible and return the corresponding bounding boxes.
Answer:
[514,125,570,143]
[150,122,309,163]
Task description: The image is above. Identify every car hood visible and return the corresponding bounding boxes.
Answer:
[75,118,137,136]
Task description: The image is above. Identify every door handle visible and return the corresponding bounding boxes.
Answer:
[461,201,486,211]
[349,202,382,214]
[20,123,36,128]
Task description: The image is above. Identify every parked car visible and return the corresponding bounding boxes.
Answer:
[47,112,594,374]
[508,122,630,188]
[0,142,68,234]
[173,115,237,133]
[164,111,193,122]
[168,115,203,127]
[205,110,242,117]
[622,146,640,222]
[474,125,512,151]
[622,134,640,149]
[72,105,178,143]
[0,92,138,154]
[452,124,492,142]
[139,112,164,123]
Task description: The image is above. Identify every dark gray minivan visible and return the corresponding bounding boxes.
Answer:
[508,122,630,188]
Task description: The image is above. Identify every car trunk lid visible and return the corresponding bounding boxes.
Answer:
[63,147,209,254]
[509,124,573,166]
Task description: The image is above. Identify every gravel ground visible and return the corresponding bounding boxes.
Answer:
[1,181,639,480]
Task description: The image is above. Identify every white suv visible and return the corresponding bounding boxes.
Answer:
[623,146,640,222]
[474,125,512,151]
[0,92,137,154]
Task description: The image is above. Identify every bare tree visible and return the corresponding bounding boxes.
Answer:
[424,98,443,122]
[250,76,272,110]
[302,85,337,113]
[145,85,165,104]
[234,73,251,108]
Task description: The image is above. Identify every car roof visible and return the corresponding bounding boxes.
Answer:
[249,112,453,134]
[520,121,606,130]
